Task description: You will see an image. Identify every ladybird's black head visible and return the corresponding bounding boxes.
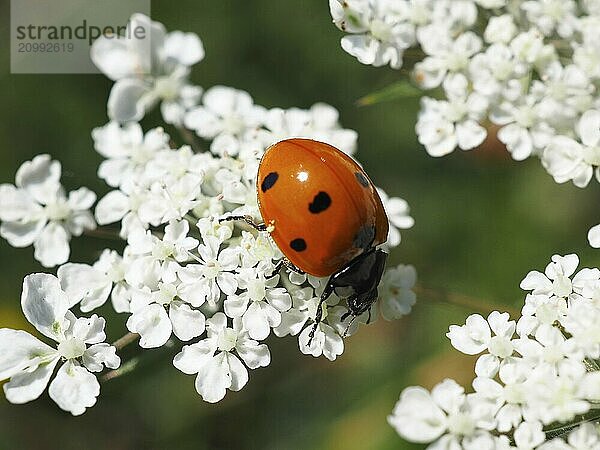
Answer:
[330,247,388,317]
[307,247,388,345]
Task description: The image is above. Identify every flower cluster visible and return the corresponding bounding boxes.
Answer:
[0,14,416,411]
[330,0,600,190]
[0,274,119,415]
[0,155,96,267]
[389,253,600,449]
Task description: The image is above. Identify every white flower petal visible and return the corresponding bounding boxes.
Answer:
[48,361,100,416]
[588,224,600,248]
[242,302,279,341]
[520,270,552,294]
[71,315,106,345]
[21,273,70,341]
[173,340,215,374]
[82,343,120,372]
[0,219,46,248]
[456,120,487,150]
[95,190,130,225]
[33,223,70,267]
[446,314,491,355]
[67,188,96,211]
[15,154,61,204]
[169,302,205,341]
[236,336,270,369]
[194,352,231,403]
[4,356,59,404]
[108,79,153,123]
[577,110,600,147]
[162,31,205,66]
[0,329,57,380]
[57,263,108,308]
[226,353,248,392]
[0,184,41,222]
[90,35,139,81]
[388,386,447,443]
[126,304,172,348]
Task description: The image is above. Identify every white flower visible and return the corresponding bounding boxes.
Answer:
[392,251,600,446]
[184,86,265,156]
[542,110,600,188]
[273,277,347,361]
[0,274,120,415]
[0,155,96,267]
[520,254,578,297]
[377,188,414,247]
[125,284,206,348]
[224,269,291,341]
[388,379,497,446]
[535,63,594,129]
[95,181,149,238]
[517,293,567,337]
[414,28,482,89]
[92,122,170,188]
[298,320,345,361]
[57,249,131,313]
[522,0,578,38]
[469,44,528,100]
[417,74,488,156]
[125,220,199,289]
[447,311,516,375]
[260,103,358,154]
[178,235,239,307]
[491,89,554,161]
[513,421,546,449]
[483,15,517,44]
[329,0,416,69]
[91,13,204,122]
[473,361,531,432]
[378,264,417,320]
[173,312,270,403]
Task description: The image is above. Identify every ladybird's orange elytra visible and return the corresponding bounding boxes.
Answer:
[256,138,388,277]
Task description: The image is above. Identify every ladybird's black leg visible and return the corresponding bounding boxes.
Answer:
[283,258,304,274]
[267,260,285,279]
[366,307,372,324]
[342,314,359,338]
[268,258,304,279]
[308,281,335,345]
[219,215,268,232]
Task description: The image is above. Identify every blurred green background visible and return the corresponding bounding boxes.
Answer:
[1,1,599,449]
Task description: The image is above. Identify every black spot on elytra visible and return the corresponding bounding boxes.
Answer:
[355,172,369,188]
[261,172,278,192]
[308,191,331,214]
[290,238,307,252]
[353,225,376,250]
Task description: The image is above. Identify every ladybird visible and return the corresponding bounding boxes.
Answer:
[222,138,389,340]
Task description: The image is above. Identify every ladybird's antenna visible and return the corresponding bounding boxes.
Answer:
[219,215,269,232]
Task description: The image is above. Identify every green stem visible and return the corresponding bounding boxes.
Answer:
[177,126,203,152]
[84,227,122,241]
[544,409,600,440]
[100,357,139,382]
[414,285,520,317]
[112,332,139,350]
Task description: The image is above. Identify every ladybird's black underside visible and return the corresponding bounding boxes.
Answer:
[308,191,331,214]
[353,224,376,250]
[355,172,369,188]
[261,172,279,192]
